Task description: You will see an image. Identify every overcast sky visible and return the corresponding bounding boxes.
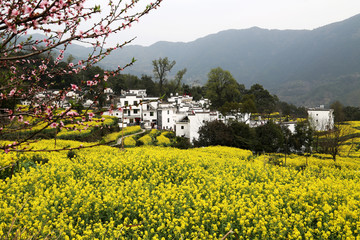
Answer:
[104,0,360,46]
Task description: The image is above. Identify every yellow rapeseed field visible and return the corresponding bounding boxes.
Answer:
[102,126,142,143]
[0,140,360,239]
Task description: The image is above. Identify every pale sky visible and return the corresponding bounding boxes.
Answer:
[106,0,360,47]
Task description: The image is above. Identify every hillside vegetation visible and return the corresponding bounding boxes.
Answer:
[66,14,360,106]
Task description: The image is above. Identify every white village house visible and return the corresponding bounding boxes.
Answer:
[307,105,334,131]
[103,91,144,126]
[142,98,159,129]
[176,110,219,143]
[157,103,177,130]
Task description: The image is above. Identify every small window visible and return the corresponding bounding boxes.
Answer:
[150,112,154,116]
[181,126,184,129]
[133,109,138,114]
[116,113,119,116]
[125,101,128,106]
[167,118,170,123]
[133,101,137,105]
[167,110,170,114]
[144,114,147,116]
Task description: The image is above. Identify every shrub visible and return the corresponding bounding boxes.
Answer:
[124,136,136,147]
[31,155,49,164]
[138,134,153,145]
[67,150,77,159]
[149,129,160,137]
[268,156,283,166]
[122,126,142,135]
[162,131,175,139]
[171,136,192,149]
[102,131,122,143]
[156,135,171,146]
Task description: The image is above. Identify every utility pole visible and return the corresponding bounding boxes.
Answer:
[121,109,124,149]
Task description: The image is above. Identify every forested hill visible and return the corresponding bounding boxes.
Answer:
[67,13,360,106]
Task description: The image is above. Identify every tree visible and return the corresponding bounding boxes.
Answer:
[228,121,256,150]
[330,101,345,123]
[194,120,256,151]
[254,121,284,153]
[182,84,205,101]
[205,67,243,109]
[170,68,187,93]
[240,94,257,113]
[343,106,360,121]
[0,0,163,153]
[193,120,233,147]
[280,125,292,165]
[219,101,242,117]
[291,121,313,154]
[318,122,356,162]
[152,57,176,95]
[140,75,159,97]
[276,101,308,119]
[109,73,140,95]
[247,84,278,114]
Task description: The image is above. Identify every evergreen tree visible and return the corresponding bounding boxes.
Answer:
[205,67,243,109]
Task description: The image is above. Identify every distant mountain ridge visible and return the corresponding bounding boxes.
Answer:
[67,14,360,106]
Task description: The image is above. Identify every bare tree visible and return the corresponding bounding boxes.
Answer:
[173,68,187,93]
[318,122,356,162]
[152,57,176,95]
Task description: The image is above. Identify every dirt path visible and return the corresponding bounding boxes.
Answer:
[112,128,146,147]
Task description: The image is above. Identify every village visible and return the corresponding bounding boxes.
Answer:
[19,86,335,145]
[97,88,333,143]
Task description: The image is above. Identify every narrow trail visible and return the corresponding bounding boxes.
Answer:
[112,128,146,147]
